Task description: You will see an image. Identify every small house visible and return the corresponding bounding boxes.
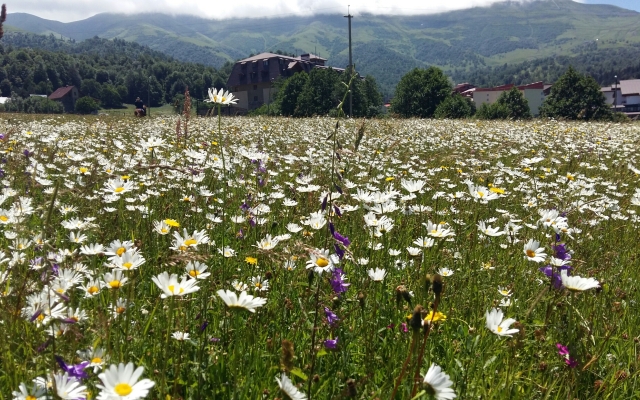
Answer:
[48,86,79,113]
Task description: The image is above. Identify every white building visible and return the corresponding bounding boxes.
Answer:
[472,81,551,116]
[602,79,640,115]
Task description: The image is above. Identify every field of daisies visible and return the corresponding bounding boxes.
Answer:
[1,113,639,400]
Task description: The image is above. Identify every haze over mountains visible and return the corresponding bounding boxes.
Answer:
[5,0,640,95]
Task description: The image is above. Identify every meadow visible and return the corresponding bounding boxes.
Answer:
[0,113,639,399]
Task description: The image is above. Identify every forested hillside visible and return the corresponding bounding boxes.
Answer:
[0,32,230,106]
[7,0,640,97]
[453,42,640,87]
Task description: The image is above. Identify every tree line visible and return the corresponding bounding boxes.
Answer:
[252,67,383,118]
[0,31,625,120]
[0,32,230,109]
[391,66,615,121]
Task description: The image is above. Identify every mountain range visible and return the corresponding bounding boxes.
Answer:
[5,0,640,96]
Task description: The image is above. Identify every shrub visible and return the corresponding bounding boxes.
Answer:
[75,96,99,114]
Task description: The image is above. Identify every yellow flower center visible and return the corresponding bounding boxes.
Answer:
[477,191,485,198]
[26,396,37,400]
[116,307,126,314]
[88,286,99,294]
[221,96,227,102]
[91,357,102,364]
[116,247,126,256]
[122,262,133,269]
[526,249,536,258]
[497,326,503,333]
[114,383,133,396]
[189,270,199,277]
[79,167,88,174]
[255,282,262,288]
[168,285,175,293]
[109,280,121,288]
[184,239,197,246]
[316,258,329,268]
[0,216,7,222]
[114,187,124,193]
[161,228,169,234]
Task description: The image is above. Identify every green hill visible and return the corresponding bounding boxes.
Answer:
[6,0,640,96]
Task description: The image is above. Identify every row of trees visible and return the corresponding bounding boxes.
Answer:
[391,66,614,121]
[256,68,383,118]
[0,33,230,108]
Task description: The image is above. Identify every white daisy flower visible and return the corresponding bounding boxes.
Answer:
[96,362,155,400]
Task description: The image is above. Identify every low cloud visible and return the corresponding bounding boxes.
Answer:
[10,0,545,23]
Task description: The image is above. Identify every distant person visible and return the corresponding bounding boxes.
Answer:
[134,97,146,117]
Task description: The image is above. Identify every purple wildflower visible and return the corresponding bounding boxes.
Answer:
[324,307,339,326]
[333,231,351,247]
[330,268,350,295]
[55,356,90,380]
[540,265,572,289]
[553,244,571,261]
[556,343,578,368]
[30,309,43,322]
[333,243,345,260]
[324,337,338,350]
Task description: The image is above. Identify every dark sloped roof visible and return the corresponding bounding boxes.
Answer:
[49,86,75,100]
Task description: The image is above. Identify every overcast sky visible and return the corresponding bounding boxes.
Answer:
[6,0,639,23]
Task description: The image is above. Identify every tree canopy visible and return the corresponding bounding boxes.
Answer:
[477,87,531,120]
[539,66,612,121]
[0,33,228,108]
[265,69,383,118]
[391,67,452,118]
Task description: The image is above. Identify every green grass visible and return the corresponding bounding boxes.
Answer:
[101,103,179,117]
[0,115,639,399]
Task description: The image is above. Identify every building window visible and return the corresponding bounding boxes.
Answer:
[253,85,258,90]
[254,96,258,102]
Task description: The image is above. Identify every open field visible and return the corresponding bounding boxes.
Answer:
[1,115,639,399]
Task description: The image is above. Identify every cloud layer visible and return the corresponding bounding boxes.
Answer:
[11,0,543,23]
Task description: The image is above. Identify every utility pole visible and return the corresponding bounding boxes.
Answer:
[148,75,152,117]
[344,6,353,117]
[614,75,618,110]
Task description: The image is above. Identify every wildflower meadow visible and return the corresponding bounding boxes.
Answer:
[1,108,639,399]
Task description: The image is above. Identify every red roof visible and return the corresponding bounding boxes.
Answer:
[475,81,546,92]
[518,81,545,90]
[475,84,515,92]
[49,86,75,100]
